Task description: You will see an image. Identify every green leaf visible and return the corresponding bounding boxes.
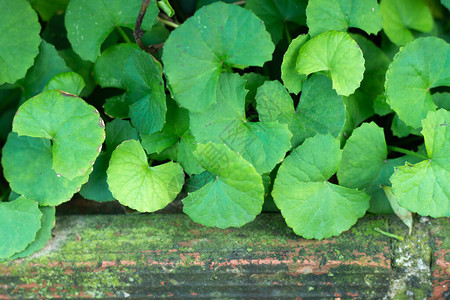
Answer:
[272,134,370,239]
[162,2,274,112]
[385,37,450,129]
[13,90,105,180]
[256,75,345,149]
[2,133,90,206]
[126,51,166,135]
[107,140,185,212]
[94,44,167,133]
[380,0,433,46]
[185,171,215,194]
[245,0,307,44]
[391,115,421,138]
[442,0,450,11]
[390,109,450,217]
[79,152,115,202]
[296,31,365,96]
[65,0,159,61]
[281,34,309,94]
[105,119,140,153]
[19,41,71,100]
[141,132,179,155]
[242,72,268,106]
[255,80,295,125]
[344,34,391,128]
[28,0,69,21]
[190,73,292,174]
[0,0,41,85]
[10,206,56,259]
[0,196,42,260]
[44,72,86,96]
[306,0,382,36]
[383,186,412,235]
[157,0,175,17]
[182,142,264,228]
[177,131,205,175]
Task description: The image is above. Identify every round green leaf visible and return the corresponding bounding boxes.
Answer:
[182,142,264,229]
[281,34,309,94]
[162,2,275,112]
[177,131,205,175]
[105,119,140,153]
[0,0,41,84]
[65,0,158,62]
[306,0,382,36]
[10,206,56,259]
[107,140,185,212]
[190,73,292,174]
[12,90,105,180]
[44,72,86,96]
[390,110,450,217]
[2,133,90,206]
[0,196,42,260]
[245,0,307,44]
[385,37,450,129]
[273,134,370,239]
[380,0,433,46]
[296,31,365,96]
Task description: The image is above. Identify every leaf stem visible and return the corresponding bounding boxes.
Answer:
[374,227,404,241]
[387,146,428,160]
[157,16,179,28]
[284,24,292,44]
[116,26,132,43]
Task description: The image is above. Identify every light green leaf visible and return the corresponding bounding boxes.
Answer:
[383,186,412,235]
[162,2,274,112]
[44,72,86,96]
[2,133,90,205]
[256,75,345,149]
[141,132,179,155]
[296,31,365,96]
[281,34,309,94]
[65,0,158,61]
[380,0,433,46]
[255,80,295,125]
[245,0,307,44]
[10,206,56,259]
[190,73,291,174]
[306,0,382,36]
[390,109,450,217]
[182,142,264,228]
[385,37,450,129]
[273,134,370,239]
[19,41,70,100]
[58,48,96,97]
[0,196,42,260]
[0,0,41,85]
[107,140,184,212]
[13,90,105,180]
[157,0,174,17]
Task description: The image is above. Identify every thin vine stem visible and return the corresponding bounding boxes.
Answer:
[387,146,428,160]
[374,227,404,241]
[134,0,153,53]
[116,26,131,43]
[157,16,179,28]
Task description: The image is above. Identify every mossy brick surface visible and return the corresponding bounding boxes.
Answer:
[0,214,448,298]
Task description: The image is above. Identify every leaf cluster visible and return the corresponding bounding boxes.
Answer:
[0,0,449,259]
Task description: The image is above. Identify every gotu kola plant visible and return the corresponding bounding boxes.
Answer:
[0,0,449,260]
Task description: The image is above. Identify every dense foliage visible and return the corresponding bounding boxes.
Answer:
[0,0,449,260]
